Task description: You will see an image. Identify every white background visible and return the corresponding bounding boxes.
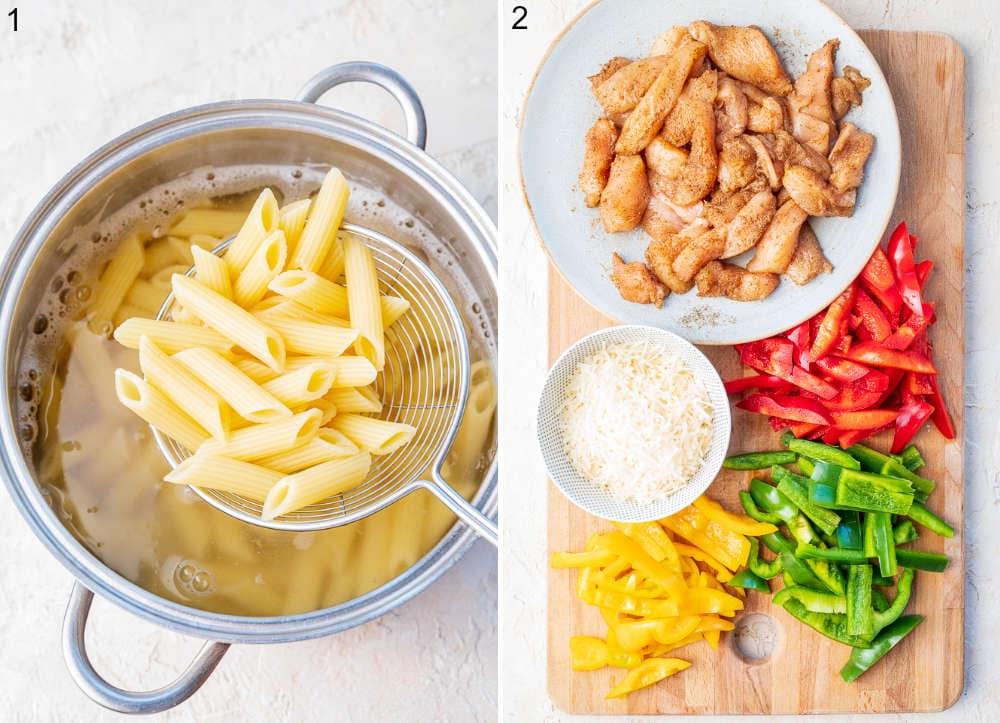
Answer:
[0,2,497,721]
[500,0,1000,720]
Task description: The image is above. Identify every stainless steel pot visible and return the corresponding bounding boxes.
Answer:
[0,62,497,714]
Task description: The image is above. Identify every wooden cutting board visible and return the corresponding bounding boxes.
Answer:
[547,31,965,715]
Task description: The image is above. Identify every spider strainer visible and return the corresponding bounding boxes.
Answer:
[154,221,497,544]
[536,325,732,523]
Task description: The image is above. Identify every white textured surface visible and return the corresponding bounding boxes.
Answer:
[501,0,999,720]
[0,2,497,721]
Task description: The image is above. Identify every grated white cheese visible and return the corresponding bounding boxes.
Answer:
[559,340,714,504]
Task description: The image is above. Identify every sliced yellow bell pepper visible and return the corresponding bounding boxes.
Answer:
[704,630,721,649]
[614,521,681,571]
[605,627,643,669]
[606,658,692,699]
[642,632,703,658]
[678,587,744,617]
[551,549,615,568]
[581,588,679,618]
[601,532,687,599]
[570,636,608,670]
[673,542,731,583]
[661,505,751,571]
[693,495,778,536]
[611,616,701,652]
[695,615,736,633]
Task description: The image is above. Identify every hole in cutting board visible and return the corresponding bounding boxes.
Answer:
[732,613,778,661]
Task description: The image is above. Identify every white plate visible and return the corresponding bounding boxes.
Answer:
[519,0,901,345]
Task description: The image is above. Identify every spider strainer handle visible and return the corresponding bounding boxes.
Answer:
[296,61,428,149]
[420,469,498,547]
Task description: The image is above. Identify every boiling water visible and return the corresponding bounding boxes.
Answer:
[16,164,496,616]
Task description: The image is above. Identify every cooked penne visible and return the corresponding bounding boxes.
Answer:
[114,318,235,356]
[198,409,321,461]
[140,239,187,278]
[171,274,286,372]
[268,270,349,317]
[278,198,311,252]
[124,279,168,314]
[331,414,415,455]
[173,347,291,424]
[260,362,337,407]
[225,189,280,274]
[192,245,233,299]
[381,295,411,328]
[114,369,209,452]
[233,230,287,308]
[256,428,358,474]
[318,232,347,281]
[233,356,280,384]
[169,208,248,238]
[138,337,231,440]
[329,356,378,387]
[264,317,357,357]
[254,300,350,328]
[343,234,385,370]
[89,234,144,335]
[326,385,382,414]
[168,234,216,267]
[164,453,282,501]
[291,168,349,273]
[262,452,371,520]
[291,398,338,425]
[113,303,153,327]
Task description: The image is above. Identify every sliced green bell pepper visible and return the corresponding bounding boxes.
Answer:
[871,588,890,612]
[895,548,948,572]
[907,502,954,538]
[746,538,782,579]
[872,512,898,577]
[772,466,841,535]
[780,599,873,648]
[724,450,797,470]
[863,512,877,558]
[796,455,815,476]
[871,574,895,587]
[835,470,914,515]
[840,615,923,683]
[846,564,874,637]
[835,510,864,551]
[892,519,919,545]
[782,432,860,469]
[900,445,925,472]
[795,542,868,564]
[749,479,822,546]
[772,586,846,614]
[872,568,915,630]
[779,551,827,591]
[728,568,770,592]
[760,530,795,556]
[739,489,782,525]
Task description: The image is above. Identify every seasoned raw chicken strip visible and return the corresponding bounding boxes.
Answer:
[610,252,667,307]
[695,261,779,301]
[660,101,718,205]
[645,137,688,197]
[740,81,785,134]
[650,25,690,57]
[788,40,839,155]
[766,130,832,179]
[715,75,749,144]
[783,165,855,216]
[579,118,619,207]
[747,199,809,273]
[672,226,726,282]
[588,57,631,90]
[717,136,757,192]
[828,122,875,193]
[723,189,776,258]
[662,70,719,146]
[688,21,793,96]
[599,154,650,232]
[831,66,870,120]
[745,135,783,191]
[785,222,833,285]
[646,232,695,294]
[700,179,766,228]
[641,193,704,239]
[616,39,707,154]
[593,56,670,116]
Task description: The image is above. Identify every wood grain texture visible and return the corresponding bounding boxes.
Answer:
[547,31,965,715]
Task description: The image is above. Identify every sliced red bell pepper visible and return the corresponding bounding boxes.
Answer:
[815,356,871,383]
[860,246,903,318]
[837,428,874,449]
[883,302,934,351]
[873,368,906,407]
[787,366,838,400]
[830,409,900,430]
[832,334,852,355]
[739,338,794,376]
[808,426,831,440]
[890,398,934,453]
[724,374,791,394]
[788,421,821,438]
[843,342,938,374]
[737,394,833,426]
[903,372,934,396]
[810,283,857,361]
[925,368,956,440]
[887,222,925,320]
[915,260,933,289]
[853,289,892,343]
[822,371,889,411]
[786,320,812,369]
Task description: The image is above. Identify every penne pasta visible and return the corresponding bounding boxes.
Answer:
[291,398,337,425]
[381,295,411,328]
[278,198,311,252]
[264,317,357,357]
[256,428,358,474]
[198,409,321,461]
[343,234,385,370]
[262,452,371,520]
[233,356,279,384]
[140,238,187,278]
[164,453,282,501]
[254,300,350,328]
[139,336,231,440]
[88,234,144,335]
[173,347,291,424]
[114,369,209,452]
[171,274,286,372]
[326,385,382,414]
[192,245,233,299]
[318,232,347,281]
[331,414,415,456]
[329,356,378,387]
[169,208,248,238]
[268,270,349,317]
[113,303,153,327]
[124,279,168,314]
[260,362,337,407]
[114,318,235,356]
[291,168,349,273]
[168,234,217,267]
[225,189,279,274]
[233,230,287,308]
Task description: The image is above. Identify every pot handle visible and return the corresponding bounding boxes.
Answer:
[419,471,498,547]
[62,583,230,714]
[296,61,428,149]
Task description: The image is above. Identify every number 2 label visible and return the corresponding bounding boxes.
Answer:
[512,5,527,30]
